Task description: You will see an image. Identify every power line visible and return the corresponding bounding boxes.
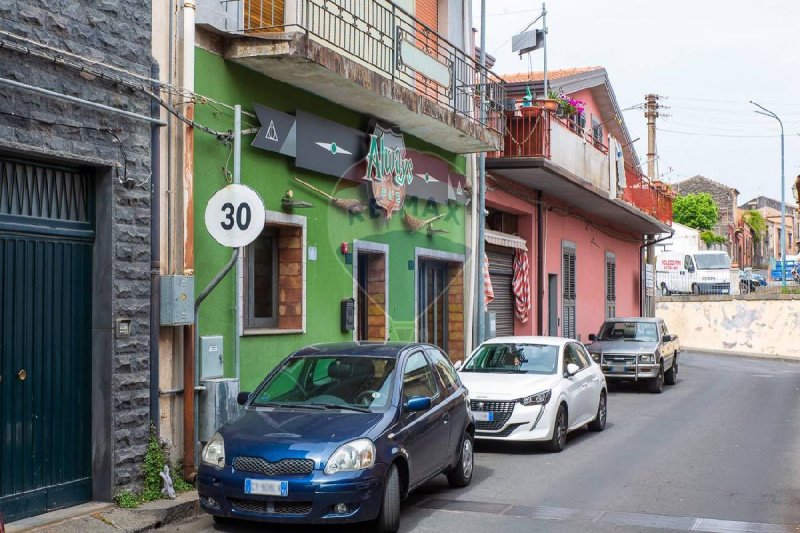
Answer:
[659,128,785,138]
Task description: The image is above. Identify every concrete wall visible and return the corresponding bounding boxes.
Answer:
[550,124,611,194]
[656,296,800,360]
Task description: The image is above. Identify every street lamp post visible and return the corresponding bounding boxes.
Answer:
[750,101,786,287]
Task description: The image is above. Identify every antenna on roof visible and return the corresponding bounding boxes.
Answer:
[511,3,548,97]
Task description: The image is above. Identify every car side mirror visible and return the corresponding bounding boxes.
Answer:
[662,334,671,343]
[237,392,251,406]
[405,396,431,412]
[687,265,695,273]
[588,333,597,342]
[453,360,463,370]
[566,363,580,377]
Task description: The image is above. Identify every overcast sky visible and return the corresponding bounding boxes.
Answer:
[473,0,800,205]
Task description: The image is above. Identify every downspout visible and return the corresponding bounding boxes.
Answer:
[639,233,671,316]
[181,0,197,482]
[536,190,544,335]
[149,63,162,432]
[475,0,487,344]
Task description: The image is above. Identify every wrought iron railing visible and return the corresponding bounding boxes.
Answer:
[489,108,611,159]
[623,162,674,224]
[217,0,506,135]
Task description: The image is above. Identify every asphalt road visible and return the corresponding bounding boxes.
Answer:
[158,352,800,533]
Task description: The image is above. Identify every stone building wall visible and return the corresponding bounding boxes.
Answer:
[0,0,153,492]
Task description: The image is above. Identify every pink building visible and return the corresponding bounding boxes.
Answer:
[483,67,671,341]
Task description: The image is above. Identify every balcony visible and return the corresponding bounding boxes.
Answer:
[197,0,506,153]
[486,108,671,236]
[622,163,674,225]
[488,108,612,193]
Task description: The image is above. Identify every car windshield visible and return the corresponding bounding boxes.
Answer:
[250,356,396,412]
[462,344,558,374]
[597,321,659,342]
[694,253,731,270]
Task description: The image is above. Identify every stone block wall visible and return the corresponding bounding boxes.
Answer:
[0,1,154,492]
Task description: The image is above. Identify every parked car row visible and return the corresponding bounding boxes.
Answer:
[197,317,678,532]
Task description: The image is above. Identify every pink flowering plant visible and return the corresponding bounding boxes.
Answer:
[548,89,585,116]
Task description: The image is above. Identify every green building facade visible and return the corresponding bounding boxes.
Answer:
[194,47,470,391]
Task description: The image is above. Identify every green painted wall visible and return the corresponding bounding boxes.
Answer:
[194,47,467,391]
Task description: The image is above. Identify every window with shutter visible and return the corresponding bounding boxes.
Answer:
[605,252,616,319]
[592,117,604,146]
[562,242,577,339]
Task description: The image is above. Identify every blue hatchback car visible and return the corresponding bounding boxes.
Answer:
[197,342,475,532]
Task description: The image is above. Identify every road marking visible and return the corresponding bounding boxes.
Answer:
[418,498,797,533]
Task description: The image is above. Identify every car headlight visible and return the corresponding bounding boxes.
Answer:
[519,389,551,406]
[589,352,601,363]
[639,353,655,364]
[201,432,225,469]
[324,438,376,475]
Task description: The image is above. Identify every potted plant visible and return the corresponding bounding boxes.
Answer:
[534,89,560,112]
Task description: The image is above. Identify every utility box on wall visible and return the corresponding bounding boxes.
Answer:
[200,335,224,379]
[198,378,240,443]
[160,275,195,326]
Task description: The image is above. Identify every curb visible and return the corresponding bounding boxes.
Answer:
[682,348,800,365]
[7,492,200,533]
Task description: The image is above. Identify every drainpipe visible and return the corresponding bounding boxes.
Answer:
[234,105,242,381]
[536,190,544,335]
[475,0,487,344]
[181,0,197,482]
[149,63,162,432]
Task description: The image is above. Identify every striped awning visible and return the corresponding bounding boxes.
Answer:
[485,229,528,251]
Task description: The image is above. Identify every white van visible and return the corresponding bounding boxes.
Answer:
[656,251,731,295]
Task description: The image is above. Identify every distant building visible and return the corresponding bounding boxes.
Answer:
[654,222,702,254]
[673,175,748,265]
[739,195,800,264]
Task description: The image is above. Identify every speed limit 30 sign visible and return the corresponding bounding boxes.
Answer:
[204,184,266,247]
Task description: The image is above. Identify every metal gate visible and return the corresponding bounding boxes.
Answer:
[562,242,576,339]
[486,247,514,337]
[0,158,94,522]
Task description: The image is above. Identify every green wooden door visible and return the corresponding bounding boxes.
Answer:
[0,158,94,522]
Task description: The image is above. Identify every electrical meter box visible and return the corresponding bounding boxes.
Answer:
[160,275,195,326]
[200,335,224,379]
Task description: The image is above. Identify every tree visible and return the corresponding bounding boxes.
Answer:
[673,193,719,231]
[742,210,767,242]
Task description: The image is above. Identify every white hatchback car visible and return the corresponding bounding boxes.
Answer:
[457,336,607,452]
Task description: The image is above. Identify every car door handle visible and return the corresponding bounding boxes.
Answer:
[442,412,450,424]
[591,377,599,382]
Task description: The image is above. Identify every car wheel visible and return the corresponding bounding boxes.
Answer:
[661,283,671,296]
[544,405,568,453]
[446,431,474,488]
[665,355,678,385]
[587,391,607,432]
[648,364,665,393]
[374,464,401,533]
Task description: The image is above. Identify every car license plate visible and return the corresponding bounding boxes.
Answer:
[473,411,494,422]
[244,479,288,497]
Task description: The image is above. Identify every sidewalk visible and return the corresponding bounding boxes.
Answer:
[6,492,200,533]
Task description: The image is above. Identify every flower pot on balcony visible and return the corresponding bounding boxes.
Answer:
[520,105,542,118]
[535,98,559,112]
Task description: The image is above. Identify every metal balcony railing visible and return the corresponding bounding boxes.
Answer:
[489,108,610,159]
[623,163,674,224]
[216,0,506,135]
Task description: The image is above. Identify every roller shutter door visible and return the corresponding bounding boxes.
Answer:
[487,246,515,337]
